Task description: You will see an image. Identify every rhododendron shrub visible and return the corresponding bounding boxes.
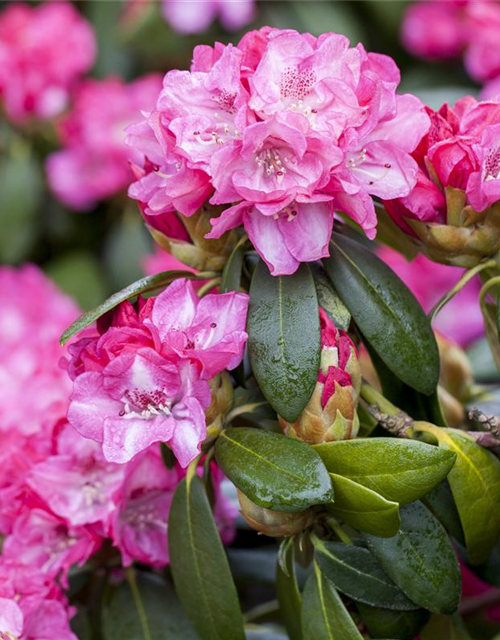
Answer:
[4,16,500,640]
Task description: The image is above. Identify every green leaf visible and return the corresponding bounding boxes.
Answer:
[323,234,439,395]
[215,428,333,512]
[310,264,351,330]
[314,438,456,505]
[422,480,465,546]
[301,563,364,640]
[413,424,500,565]
[220,235,247,293]
[313,539,417,610]
[276,539,302,640]
[104,572,200,640]
[326,473,400,537]
[470,539,500,587]
[169,473,245,640]
[248,261,320,422]
[365,502,461,615]
[356,603,428,640]
[60,269,213,345]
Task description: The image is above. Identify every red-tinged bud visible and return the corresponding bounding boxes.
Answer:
[280,309,361,443]
[237,490,313,537]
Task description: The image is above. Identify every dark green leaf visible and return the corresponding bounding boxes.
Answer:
[61,270,212,345]
[310,264,351,330]
[301,563,363,640]
[278,537,294,577]
[276,538,302,640]
[215,428,333,512]
[414,424,500,565]
[220,236,247,293]
[323,234,439,395]
[421,613,472,640]
[470,539,500,587]
[104,572,200,640]
[356,603,428,640]
[169,473,245,640]
[365,502,461,615]
[313,539,417,610]
[248,261,320,422]
[314,438,455,505]
[326,473,400,537]
[422,480,465,545]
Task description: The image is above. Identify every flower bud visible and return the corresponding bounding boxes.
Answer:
[436,333,474,402]
[147,203,239,272]
[204,372,234,444]
[237,490,313,537]
[280,310,361,443]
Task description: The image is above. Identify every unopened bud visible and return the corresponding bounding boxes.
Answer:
[237,490,313,537]
[436,333,474,402]
[438,385,465,427]
[280,310,361,443]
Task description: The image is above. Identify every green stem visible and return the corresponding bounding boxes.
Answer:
[226,402,268,423]
[244,599,280,623]
[125,566,152,640]
[479,275,500,307]
[325,518,353,545]
[360,383,401,417]
[197,277,222,297]
[430,259,498,322]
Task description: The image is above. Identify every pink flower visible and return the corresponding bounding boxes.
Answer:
[0,2,95,123]
[464,1,500,83]
[47,75,162,211]
[162,0,255,34]
[0,265,79,439]
[0,598,23,638]
[67,279,248,466]
[401,1,466,61]
[378,246,483,347]
[128,28,428,276]
[467,123,500,212]
[27,424,125,532]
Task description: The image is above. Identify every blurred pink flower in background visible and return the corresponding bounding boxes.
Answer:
[162,0,255,34]
[0,1,95,123]
[379,246,483,347]
[47,74,162,211]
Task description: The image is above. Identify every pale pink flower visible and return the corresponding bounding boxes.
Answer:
[67,279,248,466]
[162,0,255,34]
[27,424,125,532]
[0,598,23,638]
[0,265,79,438]
[0,2,95,123]
[47,75,162,211]
[378,246,483,347]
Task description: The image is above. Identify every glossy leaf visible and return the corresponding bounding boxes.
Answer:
[220,235,247,293]
[248,261,320,422]
[356,603,428,640]
[311,264,351,330]
[422,480,465,545]
[414,424,500,564]
[326,473,400,537]
[169,473,245,640]
[215,428,333,512]
[314,438,455,504]
[104,572,200,640]
[301,563,363,640]
[313,539,417,610]
[365,502,461,615]
[323,234,439,395]
[61,269,213,345]
[276,538,302,640]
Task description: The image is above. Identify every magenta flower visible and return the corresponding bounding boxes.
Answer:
[47,75,162,211]
[0,2,95,123]
[162,0,255,34]
[127,28,428,276]
[378,246,483,347]
[67,279,248,466]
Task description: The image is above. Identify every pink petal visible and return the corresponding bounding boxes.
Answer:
[243,209,299,276]
[152,279,199,341]
[278,201,334,262]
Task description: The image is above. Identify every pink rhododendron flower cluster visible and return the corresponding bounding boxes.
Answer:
[402,0,500,88]
[0,267,240,640]
[127,27,430,275]
[378,246,483,347]
[66,278,249,465]
[47,75,162,211]
[384,97,500,224]
[162,0,255,34]
[0,2,95,123]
